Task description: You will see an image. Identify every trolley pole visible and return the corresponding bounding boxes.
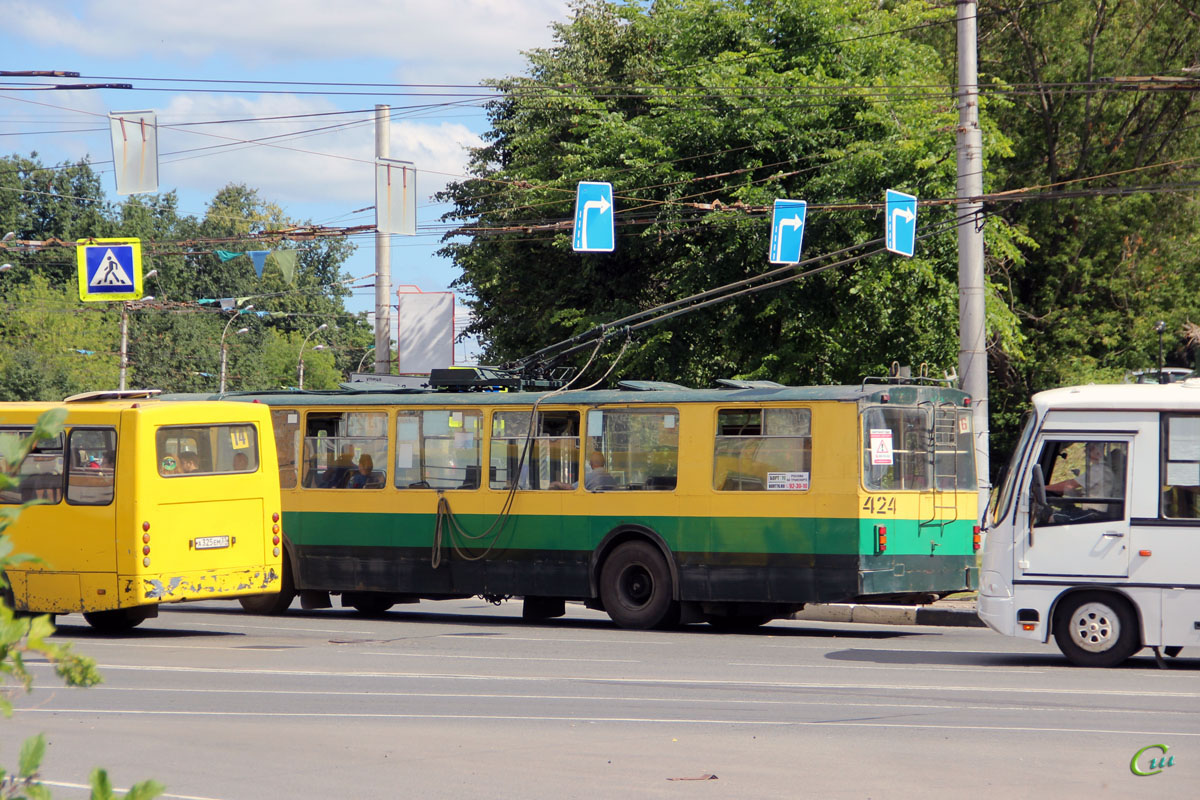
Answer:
[957,0,989,511]
[374,104,392,375]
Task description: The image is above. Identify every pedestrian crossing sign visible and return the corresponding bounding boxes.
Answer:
[77,238,144,301]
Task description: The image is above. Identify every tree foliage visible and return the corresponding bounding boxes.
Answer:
[439,0,1023,387]
[0,159,370,398]
[974,0,1200,452]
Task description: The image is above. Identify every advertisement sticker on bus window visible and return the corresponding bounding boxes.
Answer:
[587,410,602,433]
[287,413,298,424]
[663,414,675,429]
[767,471,809,491]
[229,429,250,449]
[870,428,894,465]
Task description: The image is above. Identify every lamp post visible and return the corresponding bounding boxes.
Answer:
[219,304,254,393]
[1157,320,1167,384]
[356,346,375,375]
[298,323,328,390]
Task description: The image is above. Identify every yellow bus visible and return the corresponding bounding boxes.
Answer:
[0,390,284,630]
[190,375,979,629]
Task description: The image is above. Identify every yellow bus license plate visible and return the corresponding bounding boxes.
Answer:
[194,536,231,550]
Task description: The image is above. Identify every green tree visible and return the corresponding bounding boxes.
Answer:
[438,0,1022,388]
[977,0,1200,453]
[0,276,118,400]
[0,157,371,396]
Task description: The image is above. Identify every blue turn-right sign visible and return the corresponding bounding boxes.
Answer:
[885,189,917,257]
[573,181,615,252]
[768,199,807,264]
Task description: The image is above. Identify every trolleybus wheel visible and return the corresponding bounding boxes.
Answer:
[346,593,394,616]
[600,541,678,630]
[239,559,295,615]
[1053,592,1140,667]
[82,608,146,631]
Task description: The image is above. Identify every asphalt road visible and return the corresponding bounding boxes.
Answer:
[3,599,1197,799]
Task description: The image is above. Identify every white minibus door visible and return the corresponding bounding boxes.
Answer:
[1021,437,1132,578]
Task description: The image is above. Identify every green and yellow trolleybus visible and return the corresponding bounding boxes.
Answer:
[188,375,979,629]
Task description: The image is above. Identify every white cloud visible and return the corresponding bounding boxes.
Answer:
[152,94,482,212]
[3,0,570,83]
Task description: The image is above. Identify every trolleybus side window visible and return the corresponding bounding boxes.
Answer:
[490,410,579,490]
[67,427,116,506]
[157,424,261,477]
[394,409,483,489]
[1037,439,1127,524]
[714,408,811,491]
[1162,414,1200,518]
[585,408,679,491]
[271,409,300,489]
[0,427,64,505]
[301,412,387,489]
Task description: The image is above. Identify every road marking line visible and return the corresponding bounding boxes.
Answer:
[79,686,1200,716]
[359,652,639,663]
[14,708,1200,737]
[729,661,1046,674]
[29,663,1200,698]
[40,779,222,800]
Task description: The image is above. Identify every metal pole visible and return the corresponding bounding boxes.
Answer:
[956,0,989,511]
[119,303,128,391]
[1157,320,1166,383]
[375,104,392,375]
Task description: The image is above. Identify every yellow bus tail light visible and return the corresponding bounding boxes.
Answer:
[973,525,981,551]
[876,525,887,554]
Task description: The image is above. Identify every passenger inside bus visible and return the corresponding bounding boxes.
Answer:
[180,450,200,473]
[348,454,374,488]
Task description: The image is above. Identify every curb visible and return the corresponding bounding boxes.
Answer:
[791,602,985,628]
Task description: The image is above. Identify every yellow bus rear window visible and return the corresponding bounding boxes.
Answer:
[157,424,259,476]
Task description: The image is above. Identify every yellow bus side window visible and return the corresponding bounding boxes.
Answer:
[66,428,116,506]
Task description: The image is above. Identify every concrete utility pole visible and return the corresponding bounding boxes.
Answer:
[957,0,989,508]
[374,105,392,375]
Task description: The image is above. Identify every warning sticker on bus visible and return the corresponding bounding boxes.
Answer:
[870,429,894,465]
[767,471,809,491]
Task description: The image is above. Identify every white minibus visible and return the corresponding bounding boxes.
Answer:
[980,381,1200,666]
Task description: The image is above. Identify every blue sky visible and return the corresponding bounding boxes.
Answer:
[2,0,573,357]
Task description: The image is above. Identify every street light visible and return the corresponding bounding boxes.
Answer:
[1157,320,1167,384]
[297,323,328,390]
[356,346,375,374]
[219,304,254,393]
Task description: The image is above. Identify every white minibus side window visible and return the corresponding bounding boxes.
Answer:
[1037,440,1127,525]
[1162,415,1200,518]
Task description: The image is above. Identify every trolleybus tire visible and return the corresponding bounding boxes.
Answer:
[82,608,147,631]
[1053,591,1141,667]
[238,560,295,615]
[345,593,394,616]
[599,541,678,630]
